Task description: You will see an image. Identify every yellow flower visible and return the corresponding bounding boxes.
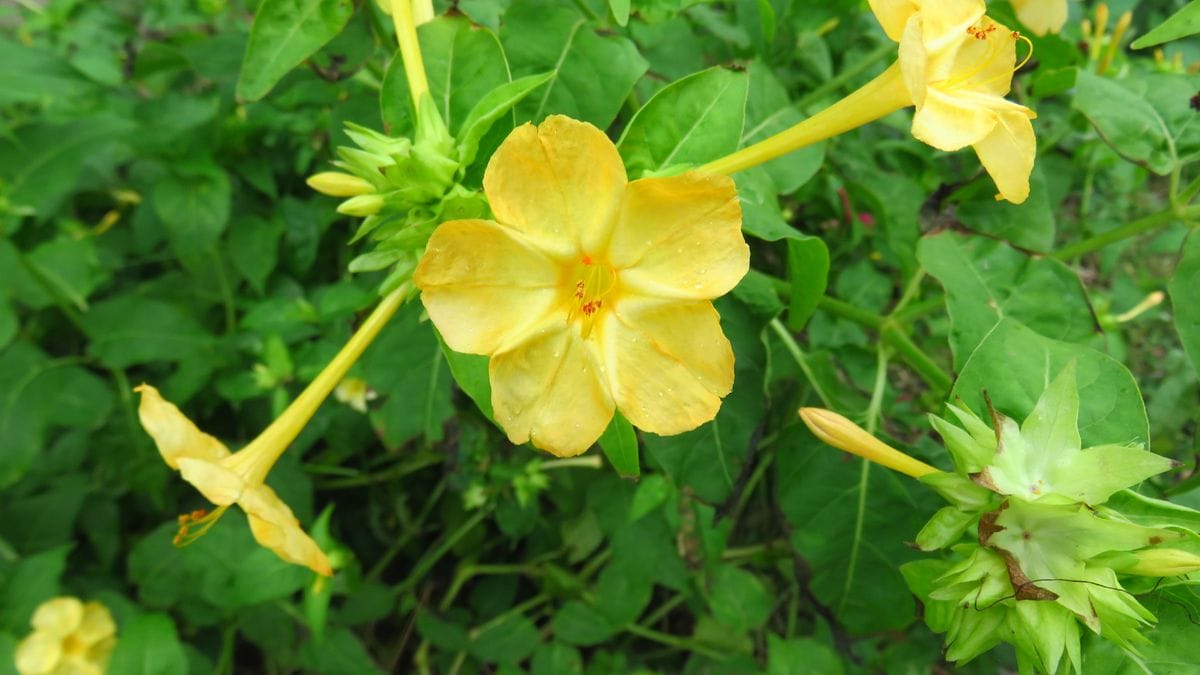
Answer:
[136,384,334,576]
[1012,0,1068,36]
[702,0,1036,204]
[134,287,408,576]
[414,115,749,457]
[15,597,116,675]
[334,376,377,413]
[799,407,939,478]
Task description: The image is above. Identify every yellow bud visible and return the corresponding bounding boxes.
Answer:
[337,194,385,217]
[798,407,939,479]
[1120,548,1200,577]
[307,172,374,197]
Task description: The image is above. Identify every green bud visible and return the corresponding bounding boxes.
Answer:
[337,194,385,217]
[1112,548,1200,577]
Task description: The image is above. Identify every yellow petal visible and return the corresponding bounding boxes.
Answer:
[916,0,986,53]
[1013,0,1068,36]
[177,457,245,506]
[14,631,61,675]
[239,484,333,576]
[74,603,116,647]
[867,0,918,42]
[135,384,230,470]
[607,172,748,301]
[30,598,82,637]
[489,325,614,457]
[483,115,626,258]
[600,298,733,435]
[972,108,1036,204]
[897,15,929,107]
[949,17,1018,97]
[911,88,998,151]
[414,219,563,354]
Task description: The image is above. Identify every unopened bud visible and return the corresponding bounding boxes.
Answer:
[1119,548,1200,577]
[337,194,385,217]
[308,172,374,197]
[799,407,939,479]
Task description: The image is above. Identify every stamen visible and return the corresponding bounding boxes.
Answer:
[173,505,230,547]
[1013,33,1034,72]
[566,254,617,338]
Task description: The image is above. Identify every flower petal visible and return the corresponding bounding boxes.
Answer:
[239,484,333,576]
[867,0,917,42]
[177,457,245,506]
[15,631,61,675]
[952,17,1018,97]
[483,115,626,258]
[489,325,614,457]
[1013,0,1067,36]
[608,172,748,301]
[31,598,83,636]
[414,219,564,354]
[601,297,733,436]
[74,603,116,647]
[135,384,230,470]
[972,108,1035,203]
[916,0,986,53]
[911,87,999,151]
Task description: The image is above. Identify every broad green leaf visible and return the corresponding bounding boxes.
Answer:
[83,296,215,369]
[628,474,670,520]
[1073,69,1176,175]
[12,237,107,311]
[551,601,618,646]
[107,613,188,675]
[504,0,647,127]
[767,635,844,675]
[531,643,584,675]
[0,474,87,554]
[235,0,355,101]
[642,296,766,503]
[918,231,1096,369]
[0,546,69,632]
[954,165,1056,252]
[618,67,748,176]
[952,318,1148,447]
[0,301,15,350]
[598,412,640,478]
[438,339,494,420]
[742,61,824,193]
[0,38,94,106]
[1131,1,1200,48]
[469,614,540,664]
[298,627,385,675]
[381,16,511,135]
[592,562,653,626]
[1170,228,1200,377]
[706,564,772,632]
[151,164,233,253]
[787,236,830,331]
[457,72,555,167]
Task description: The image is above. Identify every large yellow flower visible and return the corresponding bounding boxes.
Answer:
[14,597,116,675]
[414,115,749,457]
[870,0,1036,202]
[1012,0,1069,36]
[136,384,334,576]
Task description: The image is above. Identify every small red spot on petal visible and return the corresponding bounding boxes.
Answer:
[581,254,593,266]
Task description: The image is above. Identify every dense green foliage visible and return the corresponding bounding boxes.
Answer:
[2,0,1199,673]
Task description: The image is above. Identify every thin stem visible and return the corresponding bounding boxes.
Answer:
[391,0,429,110]
[397,509,489,592]
[1054,205,1200,260]
[541,456,604,470]
[699,62,909,176]
[818,297,953,395]
[623,623,729,661]
[770,318,832,407]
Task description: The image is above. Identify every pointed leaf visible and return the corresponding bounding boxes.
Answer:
[236,0,355,101]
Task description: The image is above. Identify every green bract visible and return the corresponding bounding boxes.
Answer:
[906,364,1199,674]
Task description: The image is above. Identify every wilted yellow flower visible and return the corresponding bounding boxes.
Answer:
[136,384,334,576]
[15,597,116,675]
[1012,0,1068,36]
[704,0,1036,203]
[414,115,749,457]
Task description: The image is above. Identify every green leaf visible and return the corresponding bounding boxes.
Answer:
[381,16,511,135]
[918,231,1096,370]
[83,296,215,369]
[1131,1,1200,48]
[787,236,830,331]
[0,38,93,106]
[1170,231,1200,377]
[551,601,618,646]
[438,338,494,420]
[298,627,385,675]
[742,61,824,193]
[954,165,1056,252]
[598,412,639,478]
[0,546,69,632]
[235,0,355,101]
[456,72,554,167]
[151,164,232,253]
[469,614,540,664]
[706,564,772,632]
[531,642,584,675]
[952,318,1148,447]
[617,67,748,176]
[628,474,670,521]
[107,613,188,675]
[1072,69,1176,175]
[767,635,844,675]
[642,297,766,503]
[0,475,88,554]
[504,1,647,127]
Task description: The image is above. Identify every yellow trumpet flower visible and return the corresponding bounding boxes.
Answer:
[704,0,1036,203]
[799,407,939,478]
[414,116,749,457]
[15,597,116,675]
[136,288,408,575]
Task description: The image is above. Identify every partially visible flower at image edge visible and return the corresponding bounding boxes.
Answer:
[1012,0,1069,36]
[136,384,333,576]
[414,115,749,457]
[15,597,116,675]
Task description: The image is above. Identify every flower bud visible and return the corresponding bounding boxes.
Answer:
[337,194,385,217]
[798,407,939,478]
[307,172,374,197]
[1116,548,1200,577]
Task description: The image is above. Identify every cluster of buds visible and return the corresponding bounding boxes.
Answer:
[803,364,1200,673]
[307,96,489,291]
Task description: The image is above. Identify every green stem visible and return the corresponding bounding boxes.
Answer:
[769,318,832,407]
[397,510,489,592]
[1054,205,1200,260]
[317,453,442,489]
[795,42,895,110]
[623,623,729,661]
[819,298,953,394]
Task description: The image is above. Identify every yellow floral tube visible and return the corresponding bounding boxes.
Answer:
[390,0,430,109]
[799,407,939,479]
[136,287,409,575]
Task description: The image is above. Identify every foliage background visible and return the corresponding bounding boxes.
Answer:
[1,0,1199,673]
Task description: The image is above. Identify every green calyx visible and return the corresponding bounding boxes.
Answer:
[906,362,1197,674]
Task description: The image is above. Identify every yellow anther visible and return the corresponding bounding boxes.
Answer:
[173,505,230,547]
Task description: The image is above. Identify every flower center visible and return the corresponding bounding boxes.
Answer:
[942,20,1033,91]
[567,254,616,338]
[173,506,230,547]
